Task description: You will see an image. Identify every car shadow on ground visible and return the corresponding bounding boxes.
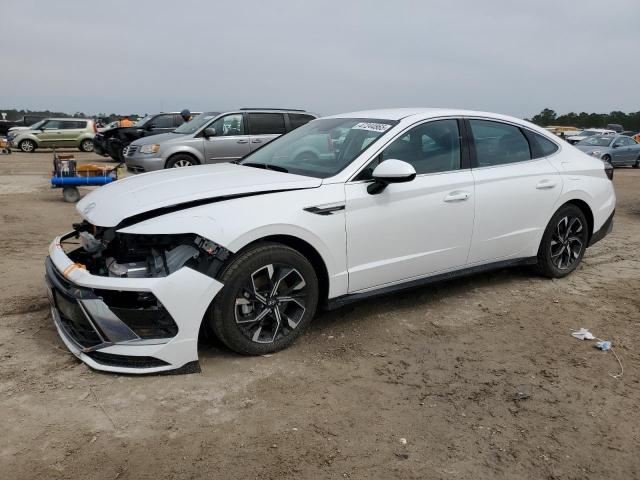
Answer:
[197,265,535,359]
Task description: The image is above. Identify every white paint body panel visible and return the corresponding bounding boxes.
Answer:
[45,108,615,373]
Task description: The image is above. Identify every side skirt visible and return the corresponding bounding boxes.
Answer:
[325,257,538,310]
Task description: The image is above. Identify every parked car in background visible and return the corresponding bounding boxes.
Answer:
[544,125,580,137]
[606,124,623,133]
[620,130,638,137]
[124,108,317,173]
[9,118,97,152]
[46,108,615,374]
[98,121,121,132]
[93,112,201,161]
[566,128,616,145]
[0,115,45,136]
[575,135,640,167]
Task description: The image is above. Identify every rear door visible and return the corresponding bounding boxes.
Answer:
[62,120,86,146]
[467,119,562,264]
[247,112,286,151]
[203,113,250,163]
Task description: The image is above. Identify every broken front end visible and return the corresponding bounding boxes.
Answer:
[45,221,230,374]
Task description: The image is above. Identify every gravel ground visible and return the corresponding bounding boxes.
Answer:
[1,150,639,479]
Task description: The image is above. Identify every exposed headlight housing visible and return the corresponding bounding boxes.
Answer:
[139,144,160,154]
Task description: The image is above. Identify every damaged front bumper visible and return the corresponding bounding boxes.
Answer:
[45,232,223,374]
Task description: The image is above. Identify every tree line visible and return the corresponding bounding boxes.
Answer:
[528,108,640,131]
[0,109,141,122]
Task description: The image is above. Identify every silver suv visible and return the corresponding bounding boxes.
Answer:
[124,109,316,172]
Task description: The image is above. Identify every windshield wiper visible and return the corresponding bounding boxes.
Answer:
[240,162,289,173]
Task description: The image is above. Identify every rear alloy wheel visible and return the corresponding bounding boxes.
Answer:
[536,204,589,278]
[209,243,318,355]
[166,154,197,169]
[602,154,612,164]
[80,139,94,152]
[19,139,36,153]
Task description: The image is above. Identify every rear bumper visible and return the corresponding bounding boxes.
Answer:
[589,210,614,247]
[45,234,223,374]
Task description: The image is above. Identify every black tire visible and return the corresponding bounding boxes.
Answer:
[633,157,639,169]
[62,187,81,203]
[535,204,589,278]
[208,242,319,355]
[79,138,94,152]
[165,154,198,169]
[19,139,36,153]
[602,154,612,165]
[112,145,127,162]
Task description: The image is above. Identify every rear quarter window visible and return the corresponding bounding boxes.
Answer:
[531,132,559,157]
[288,113,315,131]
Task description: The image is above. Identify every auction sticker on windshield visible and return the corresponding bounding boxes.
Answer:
[352,122,392,132]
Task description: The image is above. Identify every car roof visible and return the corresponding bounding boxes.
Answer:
[322,108,528,124]
[46,117,93,121]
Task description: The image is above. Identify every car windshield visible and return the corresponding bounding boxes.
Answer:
[134,115,152,127]
[239,118,396,178]
[27,119,46,130]
[577,136,612,147]
[173,112,219,134]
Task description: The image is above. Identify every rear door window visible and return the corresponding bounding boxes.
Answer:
[469,120,531,167]
[248,113,286,135]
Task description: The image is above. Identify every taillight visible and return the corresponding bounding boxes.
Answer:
[604,161,614,180]
[92,122,98,134]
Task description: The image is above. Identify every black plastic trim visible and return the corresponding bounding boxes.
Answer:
[325,257,538,310]
[588,210,614,247]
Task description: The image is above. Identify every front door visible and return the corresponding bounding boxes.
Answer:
[345,119,475,292]
[37,120,65,147]
[467,119,562,264]
[203,113,251,163]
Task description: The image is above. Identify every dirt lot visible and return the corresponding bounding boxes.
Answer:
[1,149,638,480]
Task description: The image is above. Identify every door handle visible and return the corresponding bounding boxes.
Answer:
[536,180,557,190]
[251,139,262,144]
[443,191,470,202]
[236,139,248,144]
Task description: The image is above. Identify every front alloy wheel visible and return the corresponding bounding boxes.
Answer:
[209,243,318,355]
[19,139,36,153]
[235,264,308,343]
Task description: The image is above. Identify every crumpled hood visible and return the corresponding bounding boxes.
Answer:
[77,163,321,227]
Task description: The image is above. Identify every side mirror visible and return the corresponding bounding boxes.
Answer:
[203,127,217,138]
[146,124,155,130]
[368,159,416,194]
[612,143,621,149]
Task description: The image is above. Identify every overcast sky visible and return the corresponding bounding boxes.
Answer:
[2,0,638,119]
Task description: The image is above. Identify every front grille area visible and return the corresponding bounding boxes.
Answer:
[125,144,138,156]
[85,351,170,368]
[54,292,103,348]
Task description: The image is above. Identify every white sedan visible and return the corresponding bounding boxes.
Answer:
[45,108,616,374]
